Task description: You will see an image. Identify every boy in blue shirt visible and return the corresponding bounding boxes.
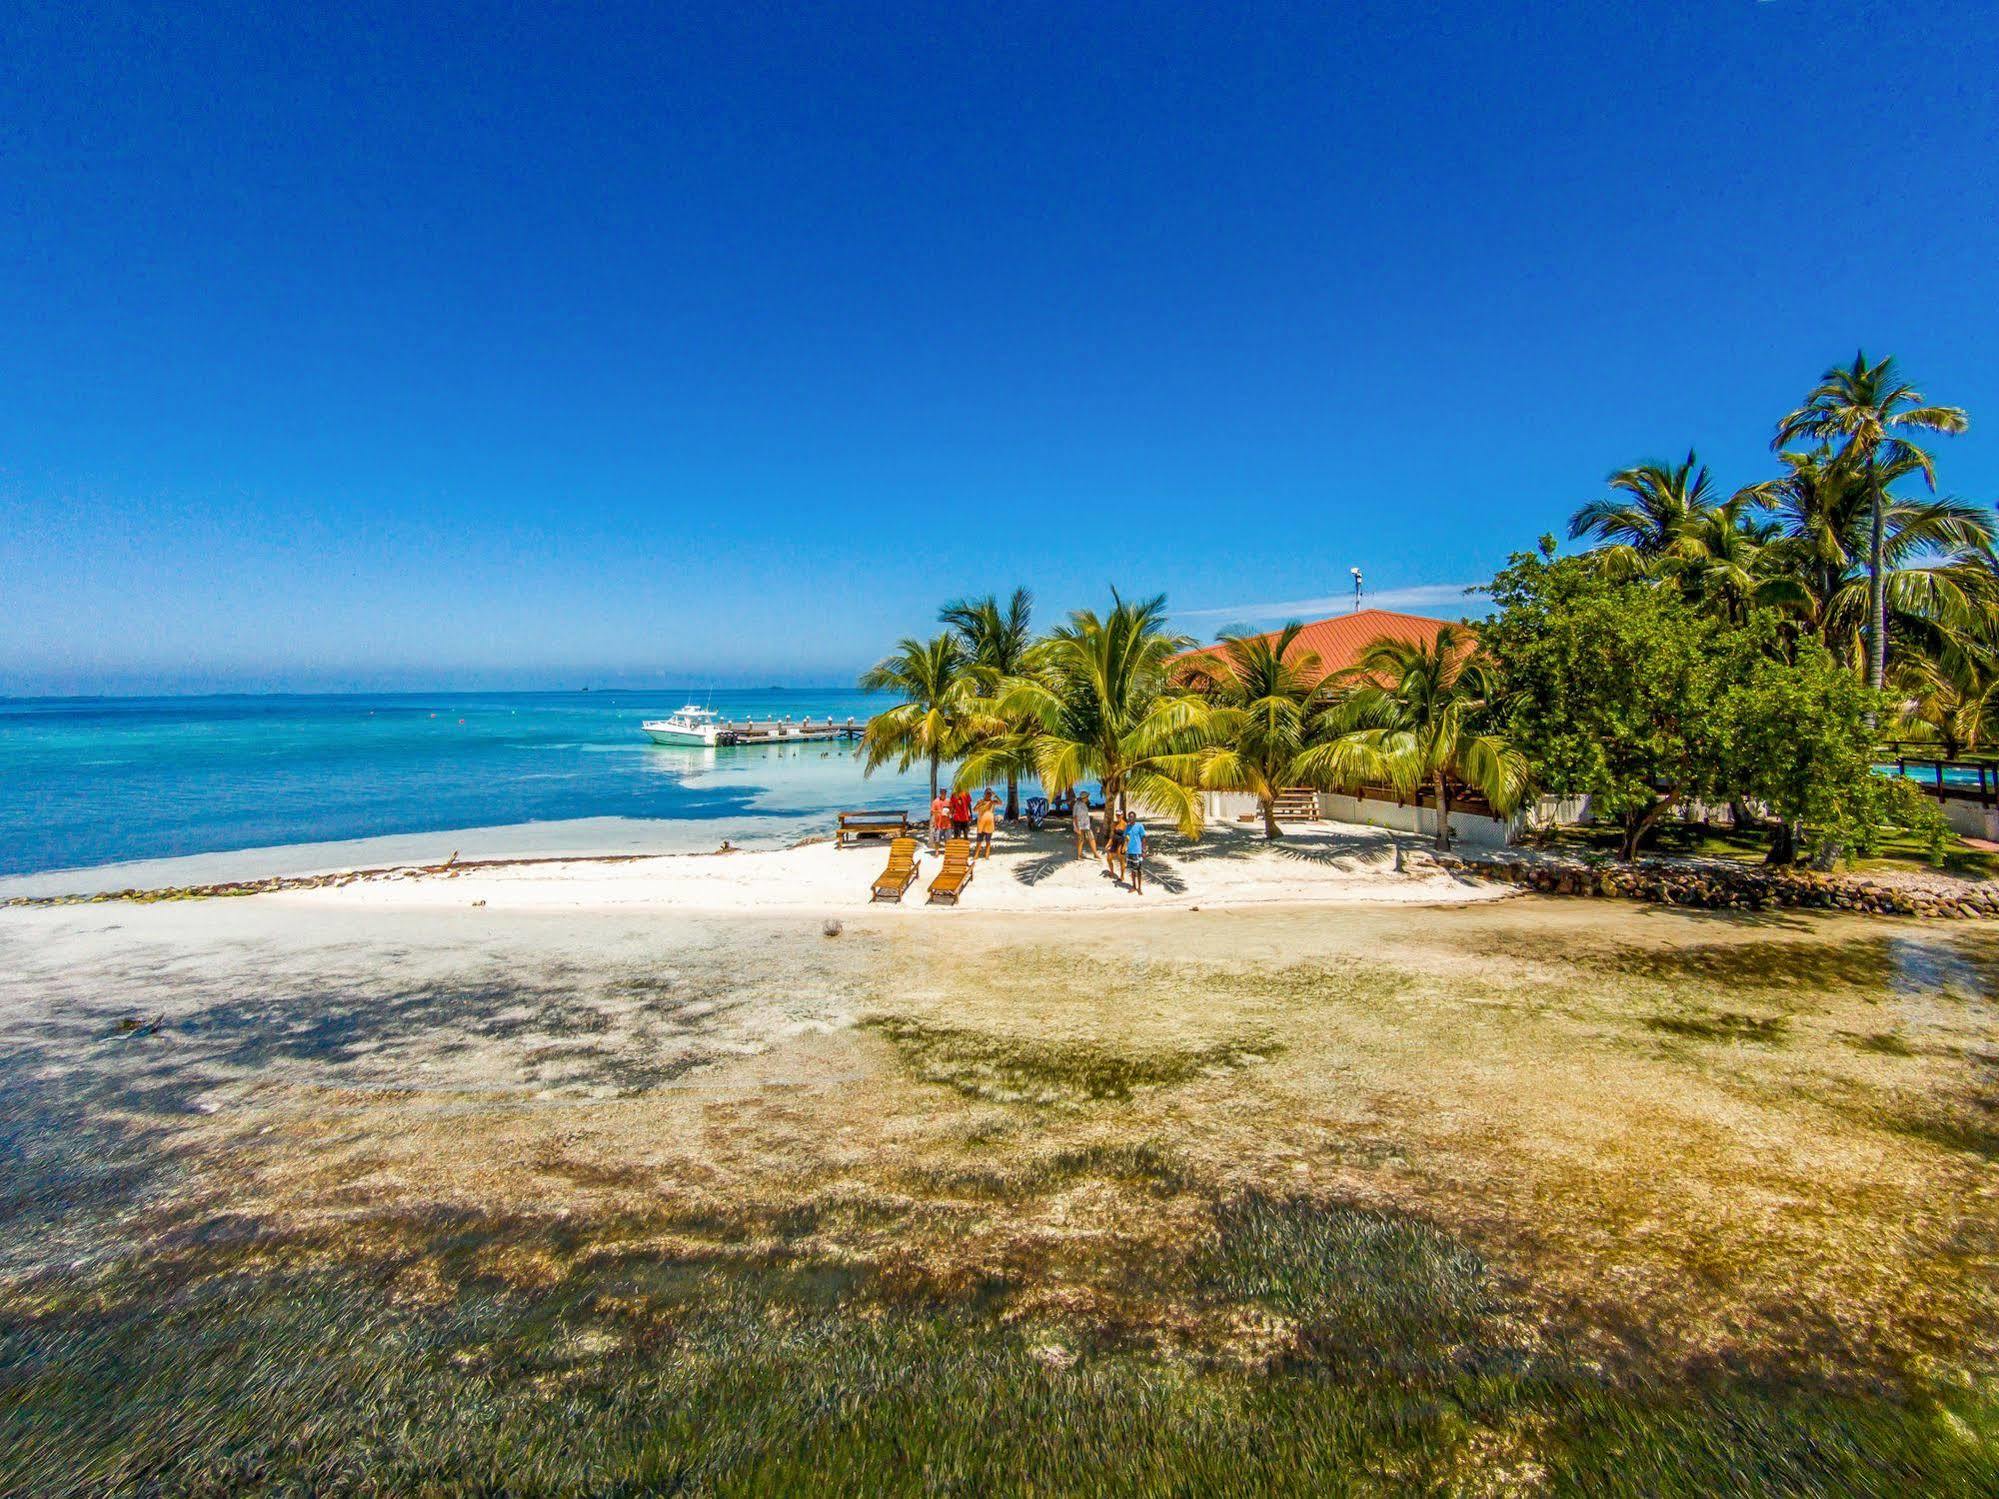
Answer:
[1124,816,1147,894]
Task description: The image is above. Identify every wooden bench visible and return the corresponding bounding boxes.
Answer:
[837,809,913,848]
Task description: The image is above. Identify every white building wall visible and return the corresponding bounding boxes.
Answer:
[1942,800,1999,839]
[1200,787,1593,848]
[1201,791,1264,824]
[1316,792,1516,849]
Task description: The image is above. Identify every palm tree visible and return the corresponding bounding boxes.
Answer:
[1774,351,1970,689]
[1297,624,1527,853]
[857,633,975,803]
[1750,446,1995,667]
[940,589,1037,821]
[973,592,1208,837]
[1892,636,1999,760]
[1568,451,1720,577]
[1571,454,1796,629]
[1193,623,1333,839]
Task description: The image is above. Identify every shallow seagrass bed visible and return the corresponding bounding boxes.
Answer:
[0,894,1994,1493]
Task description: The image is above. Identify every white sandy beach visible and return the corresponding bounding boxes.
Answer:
[1,816,1513,913]
[264,819,1512,915]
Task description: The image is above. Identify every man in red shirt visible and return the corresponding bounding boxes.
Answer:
[949,788,972,840]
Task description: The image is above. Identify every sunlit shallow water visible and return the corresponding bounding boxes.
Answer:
[0,689,947,877]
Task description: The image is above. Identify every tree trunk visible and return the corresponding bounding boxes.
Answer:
[1261,796,1282,840]
[1765,819,1800,867]
[1005,773,1019,823]
[929,753,940,803]
[1433,773,1452,852]
[1867,452,1887,693]
[1620,792,1675,861]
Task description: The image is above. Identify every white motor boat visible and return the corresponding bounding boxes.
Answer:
[641,704,723,747]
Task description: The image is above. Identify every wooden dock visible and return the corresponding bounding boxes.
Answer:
[1881,742,1999,807]
[712,717,866,746]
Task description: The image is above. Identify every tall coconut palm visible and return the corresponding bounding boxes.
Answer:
[857,633,975,803]
[940,588,1037,821]
[1567,451,1720,577]
[1193,623,1333,840]
[973,592,1208,837]
[1297,624,1527,852]
[1774,351,1970,689]
[1750,446,1996,666]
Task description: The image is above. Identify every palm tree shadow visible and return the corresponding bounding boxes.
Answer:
[1157,834,1263,866]
[1267,836,1398,869]
[1008,848,1077,887]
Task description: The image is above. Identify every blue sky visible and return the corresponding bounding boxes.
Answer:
[3,1,1996,693]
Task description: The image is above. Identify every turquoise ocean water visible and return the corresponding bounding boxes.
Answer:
[0,690,943,878]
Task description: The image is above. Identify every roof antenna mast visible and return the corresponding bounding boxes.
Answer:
[1349,567,1363,614]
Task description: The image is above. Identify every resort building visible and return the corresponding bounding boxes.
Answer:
[1177,607,1464,686]
[1178,607,1533,847]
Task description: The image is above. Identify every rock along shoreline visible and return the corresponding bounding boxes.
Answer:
[1439,850,1999,919]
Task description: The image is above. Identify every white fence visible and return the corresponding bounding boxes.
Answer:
[1197,788,1589,848]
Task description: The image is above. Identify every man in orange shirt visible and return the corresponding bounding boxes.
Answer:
[929,790,951,851]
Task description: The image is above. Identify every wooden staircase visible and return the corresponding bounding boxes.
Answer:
[1272,787,1320,822]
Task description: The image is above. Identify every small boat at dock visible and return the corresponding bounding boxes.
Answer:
[639,710,866,747]
[641,705,724,746]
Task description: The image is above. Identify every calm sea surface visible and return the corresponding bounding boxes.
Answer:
[0,690,941,877]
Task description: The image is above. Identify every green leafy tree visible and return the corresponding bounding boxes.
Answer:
[1720,641,1891,866]
[1298,623,1528,852]
[1773,351,1972,689]
[857,633,976,803]
[976,592,1208,836]
[1192,623,1334,840]
[940,589,1038,822]
[1482,547,1749,860]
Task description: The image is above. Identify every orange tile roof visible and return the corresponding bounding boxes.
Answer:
[1175,607,1468,681]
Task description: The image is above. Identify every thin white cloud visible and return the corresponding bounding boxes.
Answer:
[1173,582,1487,621]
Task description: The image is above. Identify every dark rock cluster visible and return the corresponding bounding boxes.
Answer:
[1439,853,1999,918]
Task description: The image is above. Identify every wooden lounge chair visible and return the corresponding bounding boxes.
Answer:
[871,836,921,903]
[927,837,975,905]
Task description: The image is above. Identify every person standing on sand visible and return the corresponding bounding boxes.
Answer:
[1071,786,1097,859]
[974,789,999,858]
[1124,815,1148,894]
[949,787,972,841]
[1106,810,1127,885]
[930,790,951,852]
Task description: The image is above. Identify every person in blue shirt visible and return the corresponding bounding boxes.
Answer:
[1123,816,1147,894]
